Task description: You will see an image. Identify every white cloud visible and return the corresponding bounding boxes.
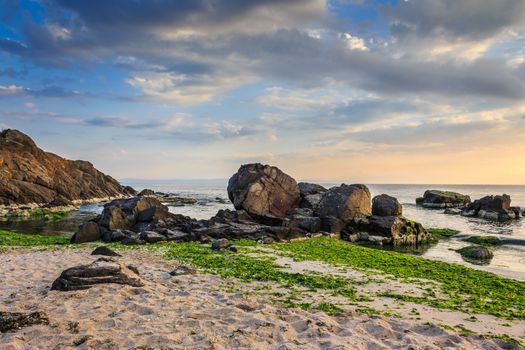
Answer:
[340,33,369,51]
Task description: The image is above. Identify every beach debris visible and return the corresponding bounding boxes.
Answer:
[0,311,49,332]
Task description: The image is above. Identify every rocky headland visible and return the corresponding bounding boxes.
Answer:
[0,129,136,215]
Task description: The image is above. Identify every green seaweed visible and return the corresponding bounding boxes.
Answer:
[464,236,501,247]
[0,230,70,246]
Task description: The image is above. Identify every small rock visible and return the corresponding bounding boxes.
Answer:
[169,265,197,276]
[91,246,121,257]
[228,246,238,253]
[457,246,494,260]
[211,238,230,250]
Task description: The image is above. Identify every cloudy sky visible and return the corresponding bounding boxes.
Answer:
[1,0,525,184]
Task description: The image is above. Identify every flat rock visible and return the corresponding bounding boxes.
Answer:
[51,258,144,291]
[91,246,121,257]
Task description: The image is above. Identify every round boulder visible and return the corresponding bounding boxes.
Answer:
[227,163,300,220]
[315,184,371,222]
[372,194,402,217]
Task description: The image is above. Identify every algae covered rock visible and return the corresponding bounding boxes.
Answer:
[417,190,471,208]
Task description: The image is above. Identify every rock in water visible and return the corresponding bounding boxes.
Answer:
[462,194,515,221]
[457,246,494,260]
[315,184,371,222]
[0,311,49,332]
[0,129,136,211]
[372,194,402,217]
[417,190,471,208]
[51,258,144,291]
[227,163,300,221]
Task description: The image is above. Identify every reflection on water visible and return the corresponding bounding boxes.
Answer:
[0,181,524,280]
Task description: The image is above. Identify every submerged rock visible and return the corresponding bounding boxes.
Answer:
[51,258,144,291]
[372,194,402,217]
[0,129,135,212]
[417,190,471,208]
[227,163,300,222]
[457,246,494,260]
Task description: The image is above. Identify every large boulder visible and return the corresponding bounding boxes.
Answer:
[372,194,402,217]
[342,216,428,246]
[51,258,144,291]
[99,196,169,231]
[315,184,371,222]
[71,221,101,243]
[0,129,136,212]
[417,190,471,208]
[227,163,300,221]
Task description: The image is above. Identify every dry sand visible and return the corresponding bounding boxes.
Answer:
[0,248,522,350]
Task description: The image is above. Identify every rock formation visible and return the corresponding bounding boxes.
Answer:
[0,129,135,213]
[372,194,402,217]
[416,190,470,208]
[227,163,300,222]
[461,194,517,221]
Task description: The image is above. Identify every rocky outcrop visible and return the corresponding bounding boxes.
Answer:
[461,194,516,221]
[372,194,402,217]
[298,182,327,209]
[416,190,471,208]
[227,163,300,222]
[51,258,144,291]
[71,196,195,244]
[0,129,135,213]
[315,184,371,222]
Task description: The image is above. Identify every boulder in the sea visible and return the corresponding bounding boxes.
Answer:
[227,163,300,222]
[315,184,371,223]
[372,194,402,217]
[51,258,144,291]
[71,221,101,243]
[0,311,49,333]
[462,194,516,221]
[417,190,471,208]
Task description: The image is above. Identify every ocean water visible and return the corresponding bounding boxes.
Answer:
[1,180,524,280]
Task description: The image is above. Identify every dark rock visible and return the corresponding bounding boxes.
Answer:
[298,182,327,195]
[102,229,134,243]
[0,311,49,333]
[51,258,144,291]
[319,216,345,234]
[211,238,230,250]
[138,189,156,196]
[71,221,101,243]
[457,246,494,260]
[342,216,428,246]
[91,246,121,257]
[444,208,462,215]
[169,265,197,276]
[462,194,516,221]
[315,184,371,222]
[417,190,471,208]
[227,163,300,221]
[120,236,145,245]
[285,215,321,233]
[299,193,324,210]
[228,245,238,252]
[139,230,167,243]
[0,129,135,210]
[258,236,275,244]
[372,194,402,217]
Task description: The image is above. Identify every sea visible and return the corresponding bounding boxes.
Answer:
[2,181,524,280]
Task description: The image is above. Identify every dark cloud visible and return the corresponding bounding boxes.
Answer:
[382,0,525,41]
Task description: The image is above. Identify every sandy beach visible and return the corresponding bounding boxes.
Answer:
[1,247,522,350]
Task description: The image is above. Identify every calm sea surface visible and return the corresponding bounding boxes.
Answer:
[2,181,524,280]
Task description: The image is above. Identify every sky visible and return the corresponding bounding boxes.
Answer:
[1,0,525,184]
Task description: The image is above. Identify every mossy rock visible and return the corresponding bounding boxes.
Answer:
[464,236,501,247]
[457,245,494,260]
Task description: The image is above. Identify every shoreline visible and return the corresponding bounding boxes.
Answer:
[1,232,524,348]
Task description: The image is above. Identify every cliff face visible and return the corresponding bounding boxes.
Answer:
[0,129,135,209]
